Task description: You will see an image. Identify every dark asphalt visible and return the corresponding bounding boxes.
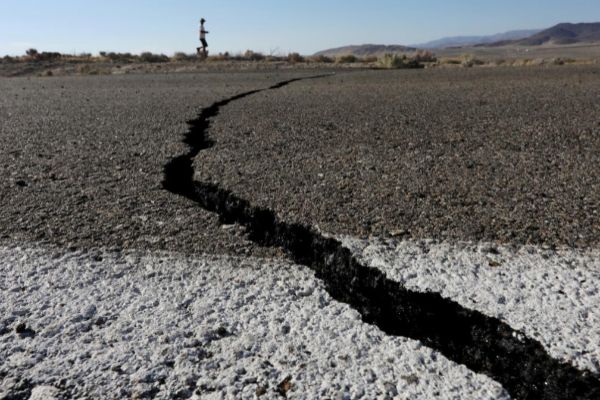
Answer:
[197,66,600,248]
[1,66,599,255]
[0,71,318,256]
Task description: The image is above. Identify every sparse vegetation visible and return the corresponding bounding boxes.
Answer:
[101,52,135,63]
[76,64,111,75]
[376,54,425,69]
[243,50,265,61]
[263,55,281,62]
[438,54,485,67]
[1,55,16,64]
[172,52,195,62]
[287,52,304,63]
[2,47,598,78]
[460,54,485,68]
[413,50,437,63]
[361,56,378,63]
[552,57,578,65]
[377,54,402,69]
[308,55,334,63]
[207,52,231,62]
[439,58,462,65]
[25,48,38,58]
[22,49,64,62]
[139,52,169,63]
[336,54,357,64]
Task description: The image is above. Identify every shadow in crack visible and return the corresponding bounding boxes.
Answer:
[163,75,600,400]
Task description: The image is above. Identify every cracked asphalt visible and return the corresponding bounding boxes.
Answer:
[198,66,600,249]
[0,71,319,257]
[1,66,600,399]
[1,66,599,255]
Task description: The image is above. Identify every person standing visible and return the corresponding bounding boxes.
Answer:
[197,18,209,56]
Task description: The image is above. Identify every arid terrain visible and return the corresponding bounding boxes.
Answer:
[1,65,599,399]
[197,66,600,249]
[435,42,600,62]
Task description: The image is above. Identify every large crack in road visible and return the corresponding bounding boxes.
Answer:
[162,74,600,399]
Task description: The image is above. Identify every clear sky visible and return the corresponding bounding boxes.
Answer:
[1,0,599,56]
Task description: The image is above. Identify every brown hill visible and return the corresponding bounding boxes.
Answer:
[314,44,416,58]
[488,23,600,46]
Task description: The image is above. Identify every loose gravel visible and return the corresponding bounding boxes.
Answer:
[0,71,319,257]
[2,67,599,398]
[163,71,600,399]
[197,66,600,248]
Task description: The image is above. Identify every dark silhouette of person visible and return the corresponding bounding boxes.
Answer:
[197,18,209,56]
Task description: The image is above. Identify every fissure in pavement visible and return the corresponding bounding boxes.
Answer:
[162,75,600,400]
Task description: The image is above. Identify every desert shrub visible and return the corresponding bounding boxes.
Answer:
[139,52,169,63]
[23,49,64,62]
[460,55,485,68]
[441,58,462,65]
[377,54,405,68]
[514,58,534,67]
[287,52,304,63]
[76,65,92,74]
[219,52,231,60]
[530,58,547,66]
[552,57,576,66]
[362,56,378,63]
[377,53,423,69]
[106,52,134,63]
[244,50,265,61]
[2,55,15,63]
[413,50,437,63]
[228,53,243,61]
[172,52,194,62]
[76,64,111,75]
[265,55,286,62]
[308,55,333,63]
[99,51,108,58]
[336,54,357,63]
[208,52,232,62]
[38,52,63,61]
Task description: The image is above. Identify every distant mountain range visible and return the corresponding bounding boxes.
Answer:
[314,22,600,57]
[487,23,600,46]
[413,29,542,49]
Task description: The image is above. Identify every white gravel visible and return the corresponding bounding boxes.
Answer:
[341,237,600,374]
[0,245,509,400]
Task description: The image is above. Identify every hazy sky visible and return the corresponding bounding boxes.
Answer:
[1,0,599,56]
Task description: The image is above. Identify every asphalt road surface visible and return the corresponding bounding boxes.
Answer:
[1,67,599,399]
[198,67,600,249]
[0,72,310,258]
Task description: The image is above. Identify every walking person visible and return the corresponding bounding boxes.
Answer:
[197,18,209,57]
